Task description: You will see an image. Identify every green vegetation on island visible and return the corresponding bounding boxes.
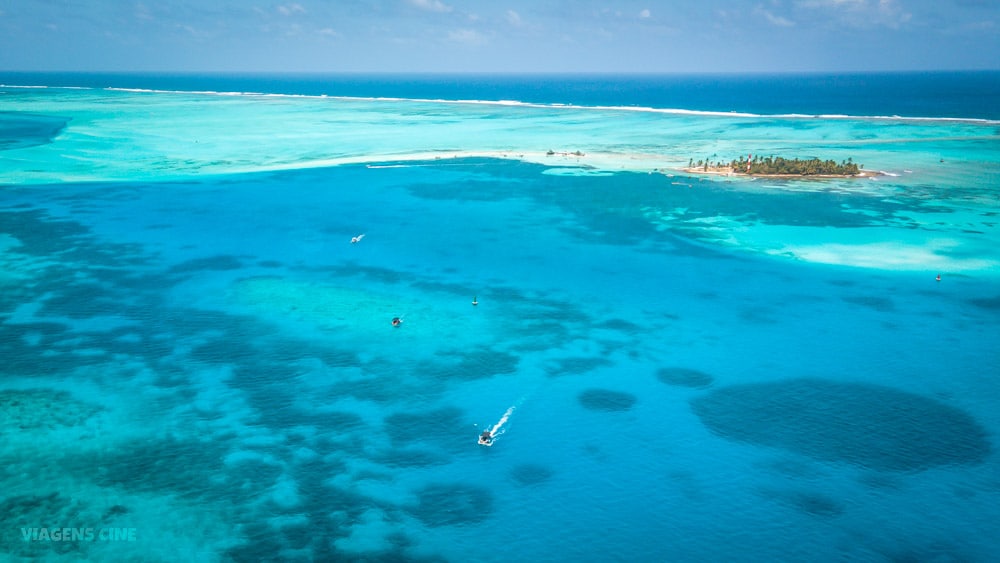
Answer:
[687,155,864,177]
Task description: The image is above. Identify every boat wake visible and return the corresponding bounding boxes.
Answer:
[479,405,516,446]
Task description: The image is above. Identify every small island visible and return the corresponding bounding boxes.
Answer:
[684,155,869,178]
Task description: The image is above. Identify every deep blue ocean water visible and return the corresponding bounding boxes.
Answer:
[1,73,999,562]
[4,71,1000,119]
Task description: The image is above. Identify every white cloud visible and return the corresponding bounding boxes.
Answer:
[134,3,153,21]
[447,28,486,45]
[639,9,651,19]
[877,0,911,26]
[277,3,306,16]
[758,8,795,27]
[795,0,911,27]
[797,0,864,6]
[965,20,995,30]
[506,10,522,26]
[409,0,453,13]
[176,23,198,36]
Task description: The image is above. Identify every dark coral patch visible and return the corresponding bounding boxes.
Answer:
[168,254,244,274]
[597,318,643,333]
[968,295,1000,310]
[763,488,844,518]
[546,356,614,377]
[373,448,449,468]
[73,437,244,501]
[509,464,554,487]
[101,505,130,521]
[842,295,895,312]
[0,209,86,253]
[656,367,714,389]
[384,407,467,451]
[578,388,637,412]
[0,389,102,431]
[456,349,520,378]
[424,349,520,381]
[0,111,70,151]
[410,483,494,527]
[691,378,991,471]
[39,282,118,319]
[0,492,90,557]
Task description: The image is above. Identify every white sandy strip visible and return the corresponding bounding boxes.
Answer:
[768,239,1000,272]
[236,149,686,176]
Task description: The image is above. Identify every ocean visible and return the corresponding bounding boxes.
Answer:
[1,72,998,562]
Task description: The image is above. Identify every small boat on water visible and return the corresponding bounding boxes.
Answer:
[478,430,494,446]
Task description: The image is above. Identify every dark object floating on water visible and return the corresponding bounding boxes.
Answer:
[578,388,637,412]
[478,430,493,446]
[657,367,715,389]
[691,378,991,471]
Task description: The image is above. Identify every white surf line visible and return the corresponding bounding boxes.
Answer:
[90,86,1000,124]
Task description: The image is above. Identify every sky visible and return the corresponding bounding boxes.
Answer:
[1,0,998,73]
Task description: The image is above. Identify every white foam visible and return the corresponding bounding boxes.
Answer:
[771,239,1000,272]
[481,405,516,444]
[0,84,94,91]
[1,82,986,124]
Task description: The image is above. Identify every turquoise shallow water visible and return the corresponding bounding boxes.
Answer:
[1,77,999,561]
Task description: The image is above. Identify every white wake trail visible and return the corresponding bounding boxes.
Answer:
[479,389,542,445]
[489,405,516,436]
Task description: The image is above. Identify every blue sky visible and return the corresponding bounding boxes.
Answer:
[1,0,997,72]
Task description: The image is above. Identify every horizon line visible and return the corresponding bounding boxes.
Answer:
[3,69,1000,76]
